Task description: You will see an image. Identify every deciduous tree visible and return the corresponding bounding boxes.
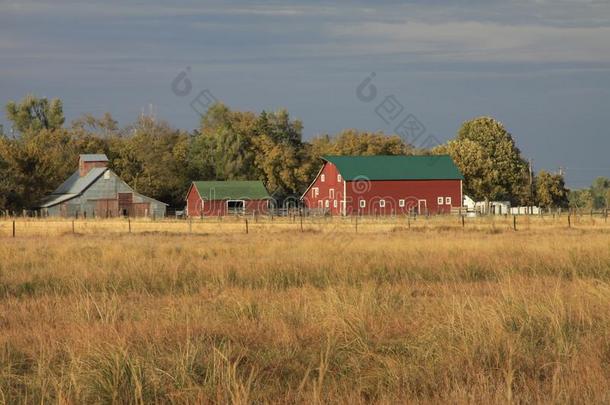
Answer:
[436,117,530,205]
[535,170,569,208]
[6,94,65,135]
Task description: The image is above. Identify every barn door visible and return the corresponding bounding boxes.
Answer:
[417,199,427,215]
[118,193,133,217]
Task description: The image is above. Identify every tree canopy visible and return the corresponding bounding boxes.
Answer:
[535,170,569,209]
[435,117,531,204]
[6,94,65,135]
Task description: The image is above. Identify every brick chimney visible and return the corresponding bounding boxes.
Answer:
[79,154,109,177]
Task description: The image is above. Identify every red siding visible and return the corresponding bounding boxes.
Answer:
[302,161,462,215]
[344,179,461,215]
[79,161,107,177]
[302,162,346,215]
[186,185,269,217]
[186,185,203,217]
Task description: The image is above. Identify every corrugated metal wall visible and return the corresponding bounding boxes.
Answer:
[45,171,166,218]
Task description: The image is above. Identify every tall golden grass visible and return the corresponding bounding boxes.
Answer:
[0,217,609,403]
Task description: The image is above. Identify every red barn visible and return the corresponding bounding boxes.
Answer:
[186,180,271,217]
[301,155,464,215]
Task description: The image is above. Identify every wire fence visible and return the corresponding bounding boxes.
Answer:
[1,211,609,238]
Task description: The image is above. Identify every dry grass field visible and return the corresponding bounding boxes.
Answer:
[0,216,609,404]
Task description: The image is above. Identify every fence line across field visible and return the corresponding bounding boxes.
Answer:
[2,212,610,237]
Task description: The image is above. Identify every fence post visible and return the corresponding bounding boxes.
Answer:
[568,214,571,228]
[513,215,517,231]
[355,215,358,233]
[72,220,75,234]
[12,220,15,238]
[245,218,249,234]
[128,218,131,233]
[300,214,303,233]
[461,215,465,229]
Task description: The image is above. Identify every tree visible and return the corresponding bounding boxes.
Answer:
[71,112,118,138]
[535,170,569,209]
[191,103,259,181]
[568,189,593,210]
[435,117,530,204]
[310,129,410,158]
[6,94,65,135]
[110,116,190,207]
[590,177,610,209]
[0,128,82,209]
[252,109,311,194]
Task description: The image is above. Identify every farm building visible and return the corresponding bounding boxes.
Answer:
[39,154,167,218]
[186,180,272,217]
[301,155,464,216]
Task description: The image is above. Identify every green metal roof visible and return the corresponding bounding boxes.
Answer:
[322,155,464,181]
[192,180,271,200]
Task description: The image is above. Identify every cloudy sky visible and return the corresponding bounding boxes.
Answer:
[1,0,609,187]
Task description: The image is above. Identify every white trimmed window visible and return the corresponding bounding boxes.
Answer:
[445,197,452,205]
[399,199,405,207]
[337,174,342,182]
[437,197,444,205]
[329,189,335,199]
[321,174,326,182]
[333,200,337,208]
[359,199,366,208]
[325,200,330,208]
[312,187,319,198]
[379,199,386,208]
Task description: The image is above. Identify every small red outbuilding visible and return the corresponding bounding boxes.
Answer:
[186,180,271,217]
[301,155,464,216]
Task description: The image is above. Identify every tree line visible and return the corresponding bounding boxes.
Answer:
[0,94,606,212]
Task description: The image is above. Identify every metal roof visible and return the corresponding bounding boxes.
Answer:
[80,153,108,162]
[192,180,271,200]
[39,193,79,208]
[321,155,464,181]
[39,168,108,208]
[53,167,108,195]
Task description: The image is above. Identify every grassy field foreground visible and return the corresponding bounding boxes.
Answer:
[0,225,609,403]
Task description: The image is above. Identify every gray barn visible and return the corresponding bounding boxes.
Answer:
[39,154,167,218]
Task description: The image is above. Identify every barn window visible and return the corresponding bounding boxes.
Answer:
[437,197,444,205]
[329,189,335,199]
[445,197,452,205]
[312,187,319,198]
[337,174,342,182]
[359,200,366,208]
[227,200,245,214]
[399,199,405,207]
[321,174,326,182]
[333,200,337,208]
[379,199,386,208]
[325,200,329,208]
[104,170,110,180]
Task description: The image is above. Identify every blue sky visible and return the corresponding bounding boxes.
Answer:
[1,0,609,188]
